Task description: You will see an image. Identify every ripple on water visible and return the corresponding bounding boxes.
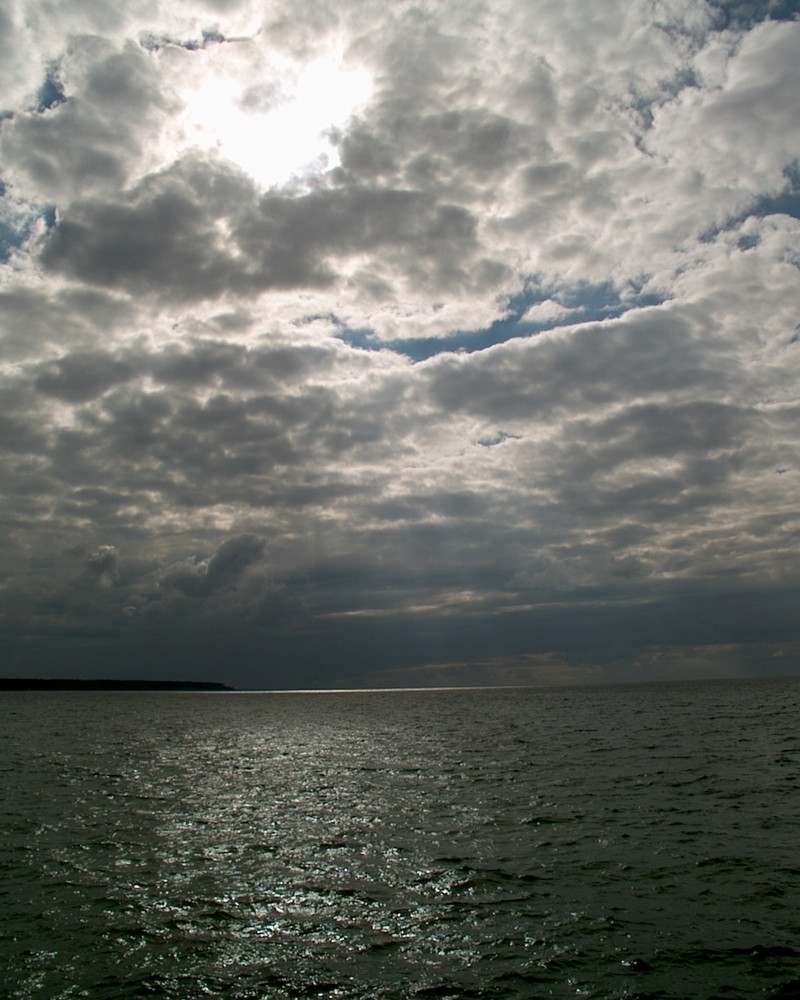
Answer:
[1,680,800,999]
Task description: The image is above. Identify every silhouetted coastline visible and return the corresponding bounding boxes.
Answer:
[0,678,234,691]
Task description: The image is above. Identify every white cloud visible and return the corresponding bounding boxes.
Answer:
[648,19,800,197]
[521,299,579,325]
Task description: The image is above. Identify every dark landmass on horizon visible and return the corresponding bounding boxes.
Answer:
[0,678,235,691]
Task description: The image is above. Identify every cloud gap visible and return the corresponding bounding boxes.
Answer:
[706,0,800,31]
[699,163,800,244]
[336,282,666,361]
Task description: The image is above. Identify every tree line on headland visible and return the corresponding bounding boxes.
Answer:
[0,678,234,691]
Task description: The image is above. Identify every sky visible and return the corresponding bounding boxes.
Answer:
[1,0,799,689]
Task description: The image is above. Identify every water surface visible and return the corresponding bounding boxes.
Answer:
[2,679,800,998]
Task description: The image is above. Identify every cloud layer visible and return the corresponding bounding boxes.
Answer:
[1,0,799,686]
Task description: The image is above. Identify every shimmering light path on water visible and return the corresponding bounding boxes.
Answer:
[2,679,800,998]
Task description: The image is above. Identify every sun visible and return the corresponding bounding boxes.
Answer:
[179,50,373,189]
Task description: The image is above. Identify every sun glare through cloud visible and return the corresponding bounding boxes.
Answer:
[179,53,373,188]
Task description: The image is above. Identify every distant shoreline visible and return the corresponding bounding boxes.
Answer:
[0,678,234,691]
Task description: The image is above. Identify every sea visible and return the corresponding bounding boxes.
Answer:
[2,678,799,1000]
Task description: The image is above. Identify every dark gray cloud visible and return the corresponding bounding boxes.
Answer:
[35,351,139,401]
[83,545,120,589]
[1,40,171,202]
[40,154,477,302]
[0,285,136,361]
[160,533,265,598]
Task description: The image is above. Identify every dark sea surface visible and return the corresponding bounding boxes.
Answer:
[2,679,800,999]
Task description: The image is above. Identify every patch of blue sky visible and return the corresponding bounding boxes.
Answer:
[0,221,20,263]
[0,202,56,263]
[753,164,800,220]
[337,281,664,362]
[706,0,800,30]
[36,70,66,113]
[139,27,227,52]
[700,163,800,246]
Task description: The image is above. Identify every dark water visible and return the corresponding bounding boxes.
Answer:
[2,679,800,999]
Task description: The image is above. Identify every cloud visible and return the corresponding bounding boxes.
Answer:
[39,153,478,304]
[521,299,580,325]
[160,533,266,598]
[1,0,799,686]
[648,19,800,197]
[34,351,139,401]
[1,40,173,203]
[83,545,119,589]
